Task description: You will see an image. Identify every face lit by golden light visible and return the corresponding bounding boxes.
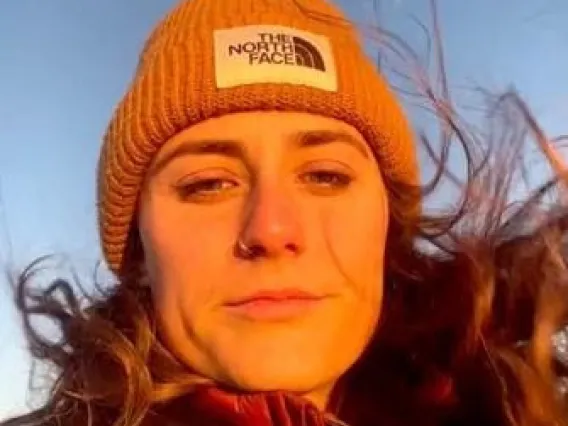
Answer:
[138,111,389,409]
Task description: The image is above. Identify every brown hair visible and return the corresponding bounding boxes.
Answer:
[3,11,568,426]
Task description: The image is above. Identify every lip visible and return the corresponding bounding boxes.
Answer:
[224,289,327,321]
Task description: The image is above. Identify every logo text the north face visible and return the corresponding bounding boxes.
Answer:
[214,25,337,92]
[228,32,326,71]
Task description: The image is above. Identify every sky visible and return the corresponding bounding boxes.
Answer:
[0,0,567,419]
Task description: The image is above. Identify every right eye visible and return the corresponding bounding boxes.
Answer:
[175,177,239,202]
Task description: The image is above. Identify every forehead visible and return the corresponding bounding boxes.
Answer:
[152,111,372,165]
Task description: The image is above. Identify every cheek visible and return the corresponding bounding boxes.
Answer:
[310,192,387,371]
[320,192,388,310]
[139,198,238,308]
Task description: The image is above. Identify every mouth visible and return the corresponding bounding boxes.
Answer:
[224,289,328,321]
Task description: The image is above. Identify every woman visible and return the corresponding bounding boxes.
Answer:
[3,0,568,425]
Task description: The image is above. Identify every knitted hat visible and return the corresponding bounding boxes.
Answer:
[98,0,418,275]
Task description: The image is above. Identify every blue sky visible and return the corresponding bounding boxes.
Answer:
[0,0,567,419]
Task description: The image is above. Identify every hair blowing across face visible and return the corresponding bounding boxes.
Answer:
[3,5,568,426]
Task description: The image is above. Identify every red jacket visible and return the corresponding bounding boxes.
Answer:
[144,386,348,426]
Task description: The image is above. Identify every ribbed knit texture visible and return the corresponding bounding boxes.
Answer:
[98,0,418,274]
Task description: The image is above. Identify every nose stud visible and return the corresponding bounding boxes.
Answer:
[237,238,255,257]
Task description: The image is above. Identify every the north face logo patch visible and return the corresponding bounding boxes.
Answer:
[214,25,337,92]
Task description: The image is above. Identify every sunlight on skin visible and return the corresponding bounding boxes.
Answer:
[138,111,389,409]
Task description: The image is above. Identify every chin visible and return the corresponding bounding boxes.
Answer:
[218,345,353,396]
[228,367,335,396]
[194,309,375,397]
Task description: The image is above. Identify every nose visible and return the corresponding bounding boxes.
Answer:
[237,183,305,259]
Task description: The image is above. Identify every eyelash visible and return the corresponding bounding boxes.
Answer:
[175,178,238,201]
[175,170,354,202]
[299,170,353,191]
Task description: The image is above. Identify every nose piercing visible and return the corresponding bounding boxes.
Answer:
[237,239,254,257]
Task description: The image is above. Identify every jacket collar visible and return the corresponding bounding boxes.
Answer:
[148,385,351,426]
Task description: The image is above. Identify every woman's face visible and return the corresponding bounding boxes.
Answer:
[138,111,389,408]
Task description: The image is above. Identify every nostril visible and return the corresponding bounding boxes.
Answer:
[284,242,299,253]
[246,244,266,258]
[236,240,266,259]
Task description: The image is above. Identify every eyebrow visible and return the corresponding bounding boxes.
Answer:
[150,129,369,176]
[296,129,369,159]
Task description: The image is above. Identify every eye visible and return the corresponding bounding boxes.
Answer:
[300,169,353,193]
[175,177,239,202]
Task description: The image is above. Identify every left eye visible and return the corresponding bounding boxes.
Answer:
[300,170,353,190]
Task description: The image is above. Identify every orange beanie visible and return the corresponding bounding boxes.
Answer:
[98,0,418,275]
